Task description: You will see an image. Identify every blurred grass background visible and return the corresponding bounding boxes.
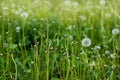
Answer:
[0,0,120,80]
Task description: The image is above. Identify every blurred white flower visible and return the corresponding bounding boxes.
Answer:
[92,60,95,66]
[82,38,91,47]
[3,6,8,10]
[15,8,23,15]
[4,43,8,48]
[72,2,78,8]
[31,61,34,64]
[96,5,101,10]
[3,6,8,15]
[99,0,106,5]
[80,15,87,21]
[66,25,72,30]
[90,12,96,16]
[112,28,119,35]
[112,65,116,70]
[6,32,8,34]
[16,26,21,32]
[94,46,101,51]
[105,50,110,55]
[33,28,36,31]
[67,35,73,40]
[105,13,111,18]
[64,0,71,6]
[20,12,29,18]
[110,54,116,59]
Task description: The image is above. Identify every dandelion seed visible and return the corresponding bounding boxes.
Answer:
[50,47,54,50]
[70,41,74,46]
[67,35,73,40]
[4,43,8,48]
[105,13,111,18]
[82,38,91,47]
[104,64,107,67]
[75,41,78,44]
[68,55,71,58]
[6,31,8,34]
[90,12,96,16]
[73,65,76,68]
[99,0,106,5]
[96,5,101,10]
[112,28,119,35]
[20,12,29,18]
[94,46,101,51]
[3,6,8,10]
[31,61,34,64]
[91,60,95,66]
[80,15,87,21]
[105,50,110,55]
[72,2,78,8]
[63,52,67,56]
[66,25,72,30]
[37,42,39,45]
[64,0,71,6]
[98,54,101,57]
[16,26,21,32]
[19,43,22,46]
[0,53,3,56]
[55,48,58,50]
[110,54,116,59]
[33,28,36,31]
[76,56,80,60]
[112,65,116,70]
[15,8,23,15]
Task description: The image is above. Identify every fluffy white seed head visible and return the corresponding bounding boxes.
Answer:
[99,0,106,5]
[20,12,29,18]
[110,54,116,59]
[94,46,101,51]
[16,26,21,32]
[64,0,71,6]
[82,38,91,47]
[112,28,119,35]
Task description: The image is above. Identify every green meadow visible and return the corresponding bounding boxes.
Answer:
[0,0,120,80]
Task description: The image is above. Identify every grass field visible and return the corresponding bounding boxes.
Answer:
[0,0,120,80]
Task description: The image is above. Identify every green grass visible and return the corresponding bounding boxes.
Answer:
[0,0,120,80]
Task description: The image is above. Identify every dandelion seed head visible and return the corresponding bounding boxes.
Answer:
[80,15,87,21]
[3,6,8,10]
[72,2,78,8]
[110,54,116,59]
[76,57,80,60]
[96,5,101,9]
[64,0,71,6]
[4,43,8,48]
[0,53,3,56]
[66,25,72,30]
[82,38,91,47]
[91,60,95,66]
[33,28,36,31]
[31,61,34,64]
[99,0,106,5]
[94,46,101,51]
[16,26,21,32]
[104,64,107,67]
[6,31,8,34]
[105,50,110,55]
[105,13,111,18]
[67,35,73,40]
[112,65,116,70]
[20,12,29,18]
[112,28,119,35]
